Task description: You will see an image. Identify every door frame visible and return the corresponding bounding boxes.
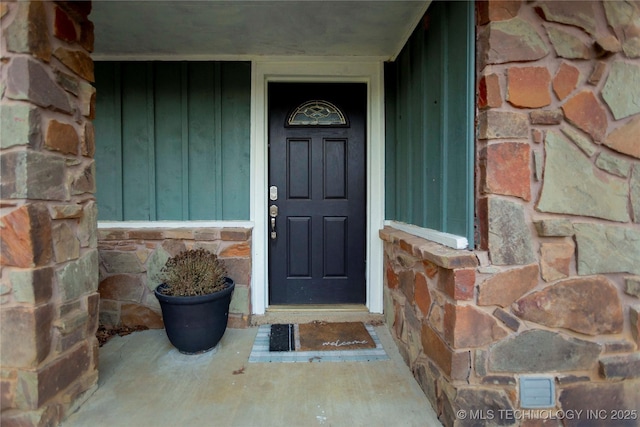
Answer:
[251,60,385,315]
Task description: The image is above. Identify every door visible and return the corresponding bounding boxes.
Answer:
[268,82,367,305]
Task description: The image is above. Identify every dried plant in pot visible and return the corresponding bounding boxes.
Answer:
[154,248,235,354]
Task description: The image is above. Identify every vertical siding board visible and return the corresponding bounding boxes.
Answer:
[419,25,429,228]
[146,63,157,220]
[214,63,223,218]
[440,2,450,233]
[181,63,190,219]
[423,10,444,232]
[121,63,151,220]
[220,62,251,219]
[463,0,476,246]
[154,63,184,220]
[464,0,475,248]
[384,62,397,219]
[385,0,473,245]
[94,62,123,220]
[410,30,425,226]
[444,1,473,241]
[188,62,217,220]
[396,49,411,223]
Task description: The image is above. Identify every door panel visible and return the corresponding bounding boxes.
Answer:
[269,82,366,305]
[324,139,347,199]
[288,217,311,277]
[288,139,311,199]
[324,217,347,277]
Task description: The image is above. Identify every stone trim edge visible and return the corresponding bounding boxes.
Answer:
[379,226,478,269]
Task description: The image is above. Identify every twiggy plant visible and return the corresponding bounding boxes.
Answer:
[157,249,228,297]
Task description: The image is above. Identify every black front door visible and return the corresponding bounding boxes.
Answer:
[268,82,366,305]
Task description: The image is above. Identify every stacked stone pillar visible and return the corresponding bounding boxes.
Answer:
[384,1,640,426]
[0,2,98,426]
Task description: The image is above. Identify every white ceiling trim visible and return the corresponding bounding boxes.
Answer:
[91,54,392,62]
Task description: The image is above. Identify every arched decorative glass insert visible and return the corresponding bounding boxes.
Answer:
[287,100,348,126]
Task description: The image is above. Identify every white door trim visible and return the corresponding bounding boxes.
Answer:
[250,60,385,315]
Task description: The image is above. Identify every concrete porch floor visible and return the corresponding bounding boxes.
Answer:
[61,322,442,427]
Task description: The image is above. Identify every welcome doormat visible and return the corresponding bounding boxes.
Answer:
[249,322,388,363]
[299,321,376,351]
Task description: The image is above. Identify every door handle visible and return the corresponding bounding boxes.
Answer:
[270,218,276,240]
[269,205,278,240]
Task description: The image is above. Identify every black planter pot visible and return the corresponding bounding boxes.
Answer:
[154,278,235,354]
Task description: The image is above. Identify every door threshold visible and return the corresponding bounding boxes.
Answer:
[251,305,384,326]
[267,304,368,312]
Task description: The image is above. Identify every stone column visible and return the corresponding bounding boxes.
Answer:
[0,2,98,426]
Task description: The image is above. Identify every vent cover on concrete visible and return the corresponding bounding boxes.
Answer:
[520,376,555,408]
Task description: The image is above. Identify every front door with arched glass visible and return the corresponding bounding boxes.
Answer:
[268,82,366,305]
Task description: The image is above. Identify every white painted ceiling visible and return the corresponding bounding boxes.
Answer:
[91,1,430,60]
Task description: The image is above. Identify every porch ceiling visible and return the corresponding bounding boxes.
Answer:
[91,1,431,60]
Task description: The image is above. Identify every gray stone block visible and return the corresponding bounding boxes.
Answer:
[0,150,69,201]
[574,223,640,275]
[487,198,536,265]
[0,103,41,149]
[478,110,529,140]
[101,251,145,275]
[538,130,629,222]
[545,25,591,59]
[454,388,516,426]
[478,17,549,67]
[559,381,640,425]
[513,276,623,335]
[146,246,171,289]
[6,57,72,113]
[602,61,640,120]
[488,330,601,372]
[595,151,631,178]
[533,219,574,237]
[57,250,99,302]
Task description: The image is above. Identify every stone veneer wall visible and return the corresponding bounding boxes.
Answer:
[0,2,99,426]
[97,227,252,329]
[383,1,640,426]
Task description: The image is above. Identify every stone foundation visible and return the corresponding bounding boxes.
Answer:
[381,228,639,427]
[97,227,252,329]
[1,2,99,426]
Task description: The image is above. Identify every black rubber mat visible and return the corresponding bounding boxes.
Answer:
[269,324,294,352]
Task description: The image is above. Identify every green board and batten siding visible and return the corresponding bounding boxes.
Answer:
[94,62,251,221]
[385,1,475,246]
